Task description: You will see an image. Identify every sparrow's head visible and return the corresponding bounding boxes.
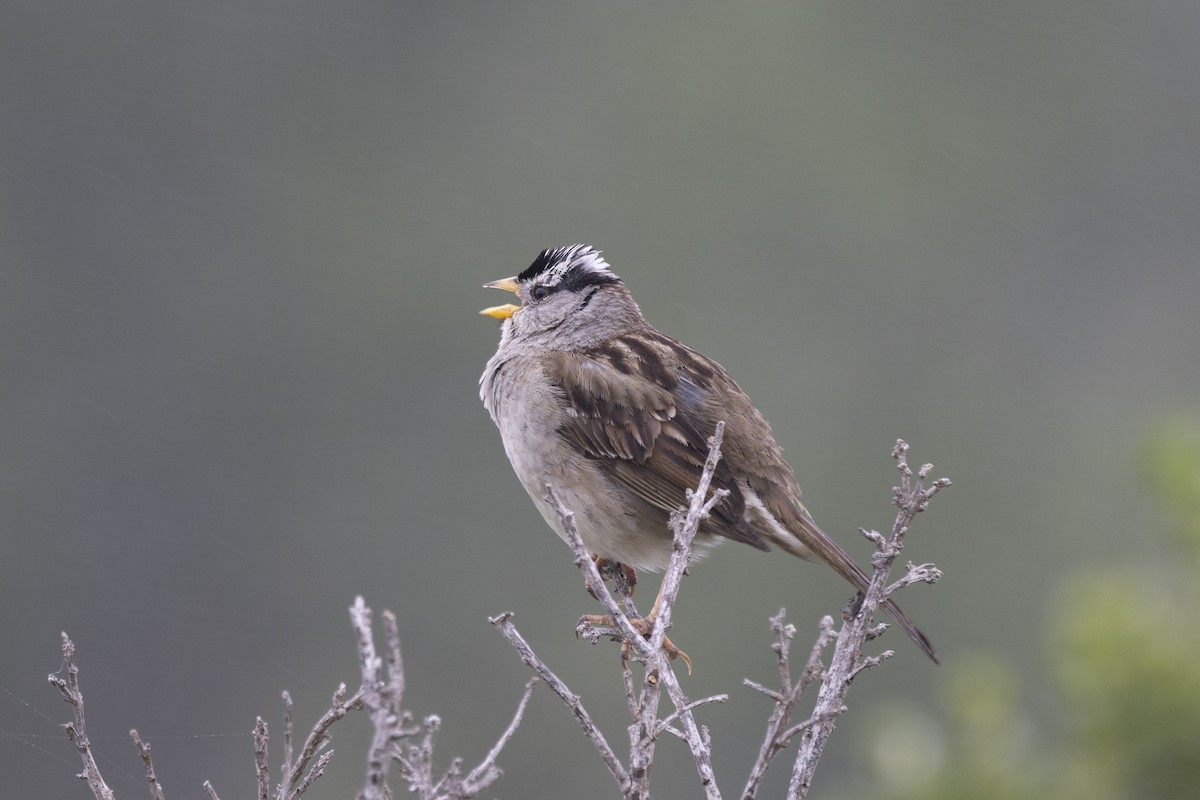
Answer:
[480,244,642,347]
[480,244,622,323]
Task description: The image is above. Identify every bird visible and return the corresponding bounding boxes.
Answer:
[478,244,937,664]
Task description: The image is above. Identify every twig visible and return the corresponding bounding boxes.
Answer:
[353,597,410,800]
[280,691,296,795]
[741,613,835,799]
[47,431,943,800]
[47,633,116,800]
[53,600,521,800]
[549,486,657,663]
[886,562,944,595]
[652,422,731,656]
[656,694,729,736]
[510,423,731,800]
[293,750,336,797]
[847,651,894,682]
[394,714,442,799]
[130,729,168,800]
[785,440,947,799]
[461,677,538,792]
[254,717,270,800]
[345,596,532,800]
[283,682,366,797]
[780,708,847,742]
[490,612,631,792]
[648,426,730,800]
[655,662,722,798]
[543,483,666,799]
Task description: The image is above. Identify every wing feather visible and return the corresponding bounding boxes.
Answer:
[546,334,938,662]
[548,346,768,550]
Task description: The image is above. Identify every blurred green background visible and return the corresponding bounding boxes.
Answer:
[3,1,1198,797]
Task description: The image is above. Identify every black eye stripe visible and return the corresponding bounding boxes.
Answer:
[577,286,600,310]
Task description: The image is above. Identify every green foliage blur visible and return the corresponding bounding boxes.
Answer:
[863,416,1200,800]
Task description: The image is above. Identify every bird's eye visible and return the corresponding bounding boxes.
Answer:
[530,284,551,301]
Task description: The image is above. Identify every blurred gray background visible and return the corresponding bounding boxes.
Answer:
[3,1,1198,797]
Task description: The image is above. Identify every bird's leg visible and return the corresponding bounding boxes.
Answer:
[617,562,638,598]
[592,557,638,604]
[637,578,692,673]
[579,566,692,674]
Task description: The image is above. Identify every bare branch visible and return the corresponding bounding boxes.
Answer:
[254,717,270,800]
[283,682,365,797]
[294,750,336,798]
[544,484,656,663]
[130,729,167,800]
[55,599,520,800]
[643,425,730,799]
[653,422,729,655]
[626,424,729,800]
[48,633,116,800]
[784,440,947,799]
[276,690,298,797]
[743,680,784,702]
[741,612,835,800]
[517,424,731,800]
[491,612,631,792]
[847,651,895,683]
[460,677,539,793]
[779,708,847,743]
[543,482,667,799]
[47,434,944,800]
[394,715,441,799]
[656,694,728,737]
[885,562,943,594]
[353,596,408,800]
[383,610,406,707]
[655,662,722,799]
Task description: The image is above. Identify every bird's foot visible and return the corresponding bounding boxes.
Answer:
[577,613,692,675]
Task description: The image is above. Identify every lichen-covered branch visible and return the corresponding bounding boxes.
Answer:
[497,437,946,800]
[490,611,631,791]
[498,423,734,800]
[740,611,835,799]
[47,633,115,800]
[51,598,533,800]
[783,440,947,799]
[351,595,533,800]
[48,437,945,800]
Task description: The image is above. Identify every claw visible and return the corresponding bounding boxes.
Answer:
[662,637,693,675]
[578,561,690,672]
[578,613,692,674]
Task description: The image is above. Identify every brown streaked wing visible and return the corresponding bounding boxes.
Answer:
[548,344,769,550]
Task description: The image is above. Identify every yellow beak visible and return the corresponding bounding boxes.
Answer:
[483,276,520,293]
[480,276,521,319]
[480,303,520,320]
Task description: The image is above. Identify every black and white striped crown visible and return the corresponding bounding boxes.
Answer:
[518,244,621,288]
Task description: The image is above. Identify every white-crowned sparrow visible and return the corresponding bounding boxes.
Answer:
[479,244,936,663]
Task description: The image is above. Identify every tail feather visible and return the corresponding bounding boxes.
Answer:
[881,597,939,665]
[771,509,939,664]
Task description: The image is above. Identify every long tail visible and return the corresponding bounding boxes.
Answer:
[775,510,939,664]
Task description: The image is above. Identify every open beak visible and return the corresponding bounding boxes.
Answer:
[480,276,521,319]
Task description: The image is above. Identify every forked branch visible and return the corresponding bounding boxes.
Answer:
[494,436,947,800]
